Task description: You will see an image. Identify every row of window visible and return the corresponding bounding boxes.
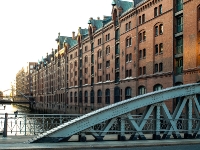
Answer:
[154,5,162,17]
[69,84,163,104]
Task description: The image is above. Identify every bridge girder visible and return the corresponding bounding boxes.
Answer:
[29,83,200,143]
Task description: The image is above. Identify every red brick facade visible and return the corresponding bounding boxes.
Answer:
[31,0,200,114]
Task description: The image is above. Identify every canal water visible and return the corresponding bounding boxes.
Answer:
[0,104,31,115]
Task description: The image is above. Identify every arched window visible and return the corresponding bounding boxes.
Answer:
[90,90,94,103]
[98,50,102,58]
[138,86,146,95]
[125,87,132,99]
[153,84,163,91]
[126,37,132,47]
[105,89,110,104]
[106,46,110,55]
[70,92,73,103]
[84,91,88,103]
[97,89,102,103]
[114,87,120,103]
[74,92,77,103]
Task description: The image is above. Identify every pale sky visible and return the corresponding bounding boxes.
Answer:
[0,0,127,94]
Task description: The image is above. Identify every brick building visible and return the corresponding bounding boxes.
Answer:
[16,62,36,101]
[32,0,200,114]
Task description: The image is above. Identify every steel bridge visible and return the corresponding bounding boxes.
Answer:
[29,83,200,143]
[0,89,35,109]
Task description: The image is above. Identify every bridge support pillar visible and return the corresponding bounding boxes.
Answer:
[78,134,86,142]
[152,105,161,140]
[94,136,104,141]
[118,116,126,141]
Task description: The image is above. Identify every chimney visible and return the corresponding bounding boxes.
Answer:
[90,17,93,20]
[72,31,75,40]
[58,32,60,37]
[97,17,100,20]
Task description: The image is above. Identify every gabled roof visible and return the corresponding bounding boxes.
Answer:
[90,19,104,30]
[63,37,77,47]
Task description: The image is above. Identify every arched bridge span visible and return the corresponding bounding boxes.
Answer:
[30,83,200,143]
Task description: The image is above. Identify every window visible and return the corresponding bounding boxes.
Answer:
[84,91,88,103]
[139,67,142,75]
[105,89,110,104]
[85,56,88,63]
[159,43,163,53]
[125,87,132,99]
[154,84,163,91]
[98,38,102,45]
[85,78,88,84]
[142,14,145,23]
[106,34,110,41]
[138,86,146,95]
[139,16,141,25]
[143,31,146,41]
[126,70,129,78]
[129,53,132,61]
[126,21,131,31]
[159,63,163,72]
[74,61,77,67]
[74,92,77,103]
[129,69,132,77]
[155,64,158,72]
[176,37,183,54]
[106,46,110,55]
[70,92,73,102]
[85,46,88,52]
[139,50,142,59]
[177,16,183,33]
[106,74,110,80]
[98,50,102,58]
[70,54,73,59]
[106,60,110,68]
[97,89,102,103]
[91,54,94,64]
[126,37,132,47]
[98,76,102,82]
[139,33,142,42]
[79,91,82,103]
[143,66,146,74]
[126,54,129,62]
[90,90,94,103]
[155,26,158,36]
[75,71,77,76]
[143,49,146,58]
[154,7,158,17]
[91,43,94,52]
[85,67,88,74]
[159,24,163,34]
[155,44,158,54]
[159,5,162,14]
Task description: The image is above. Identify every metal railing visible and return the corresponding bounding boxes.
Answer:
[1,113,199,137]
[0,113,81,136]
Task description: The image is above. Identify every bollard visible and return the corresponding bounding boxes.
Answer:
[3,113,8,137]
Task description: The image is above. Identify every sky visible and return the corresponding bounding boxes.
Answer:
[0,0,134,94]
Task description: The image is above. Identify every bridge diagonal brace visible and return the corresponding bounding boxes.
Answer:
[193,95,200,138]
[100,118,117,137]
[128,105,155,140]
[161,99,187,139]
[85,127,103,141]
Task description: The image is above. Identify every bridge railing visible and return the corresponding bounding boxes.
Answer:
[1,113,199,137]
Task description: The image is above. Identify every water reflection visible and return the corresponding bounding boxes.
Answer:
[0,104,31,115]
